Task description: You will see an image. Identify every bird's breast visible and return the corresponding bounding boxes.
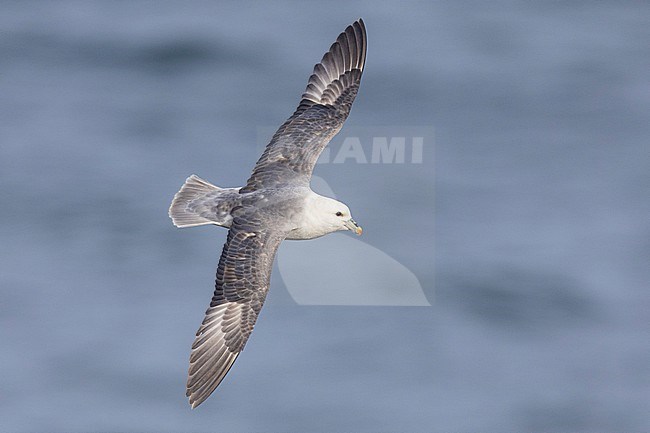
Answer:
[285,225,328,240]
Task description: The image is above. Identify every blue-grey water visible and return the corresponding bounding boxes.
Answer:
[1,2,649,432]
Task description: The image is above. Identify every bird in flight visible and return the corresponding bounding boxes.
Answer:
[169,19,366,408]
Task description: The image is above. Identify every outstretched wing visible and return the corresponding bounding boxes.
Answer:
[186,220,286,408]
[241,19,367,192]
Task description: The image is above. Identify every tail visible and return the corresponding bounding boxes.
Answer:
[169,175,228,228]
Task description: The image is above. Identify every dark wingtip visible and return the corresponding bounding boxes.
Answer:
[355,18,366,37]
[349,19,367,71]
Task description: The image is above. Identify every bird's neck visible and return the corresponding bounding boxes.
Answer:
[286,192,336,240]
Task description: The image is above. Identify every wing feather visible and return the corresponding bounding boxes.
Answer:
[186,223,286,408]
[241,19,367,192]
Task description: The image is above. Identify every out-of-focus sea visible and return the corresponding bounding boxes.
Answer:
[1,2,648,432]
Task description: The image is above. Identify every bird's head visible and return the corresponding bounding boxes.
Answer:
[314,195,362,235]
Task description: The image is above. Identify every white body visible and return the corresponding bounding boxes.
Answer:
[169,175,361,240]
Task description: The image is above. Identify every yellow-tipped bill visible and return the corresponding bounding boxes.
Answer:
[345,218,362,235]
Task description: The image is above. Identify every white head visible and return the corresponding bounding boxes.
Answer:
[309,194,362,236]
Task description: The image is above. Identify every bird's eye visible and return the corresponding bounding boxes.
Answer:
[336,211,343,217]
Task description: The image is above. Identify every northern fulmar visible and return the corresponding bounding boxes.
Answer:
[169,19,366,408]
